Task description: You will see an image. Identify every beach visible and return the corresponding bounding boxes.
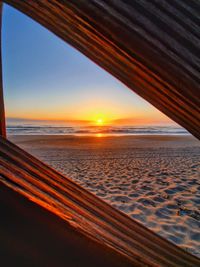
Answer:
[9,134,200,257]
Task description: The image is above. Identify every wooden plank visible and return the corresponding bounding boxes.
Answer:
[0,2,6,137]
[0,182,133,267]
[3,0,200,139]
[0,136,199,266]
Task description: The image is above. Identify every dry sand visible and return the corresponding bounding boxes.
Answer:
[9,134,200,257]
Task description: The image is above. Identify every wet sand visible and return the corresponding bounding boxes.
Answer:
[9,134,200,257]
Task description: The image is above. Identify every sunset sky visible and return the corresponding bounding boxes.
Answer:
[2,4,174,126]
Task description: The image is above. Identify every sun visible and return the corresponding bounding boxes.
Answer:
[96,118,104,126]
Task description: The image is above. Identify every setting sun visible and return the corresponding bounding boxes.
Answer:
[96,118,103,125]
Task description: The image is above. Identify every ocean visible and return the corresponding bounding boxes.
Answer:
[6,124,189,136]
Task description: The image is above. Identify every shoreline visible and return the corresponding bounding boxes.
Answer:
[8,133,198,143]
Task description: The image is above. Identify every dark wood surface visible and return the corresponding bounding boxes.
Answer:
[0,3,6,137]
[0,136,199,266]
[0,182,134,267]
[4,0,200,139]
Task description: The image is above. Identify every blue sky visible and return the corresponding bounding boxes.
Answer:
[2,3,173,126]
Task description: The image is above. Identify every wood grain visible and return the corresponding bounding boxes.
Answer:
[0,136,199,266]
[0,182,133,267]
[3,0,200,139]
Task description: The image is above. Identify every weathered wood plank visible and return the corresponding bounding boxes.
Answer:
[0,136,199,266]
[0,2,6,137]
[0,182,134,267]
[4,0,200,139]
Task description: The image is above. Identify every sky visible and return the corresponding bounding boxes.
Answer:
[2,4,174,126]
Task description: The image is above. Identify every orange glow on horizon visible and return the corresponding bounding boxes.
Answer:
[7,98,174,126]
[7,113,174,126]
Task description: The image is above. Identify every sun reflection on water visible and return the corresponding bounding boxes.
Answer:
[96,133,103,138]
